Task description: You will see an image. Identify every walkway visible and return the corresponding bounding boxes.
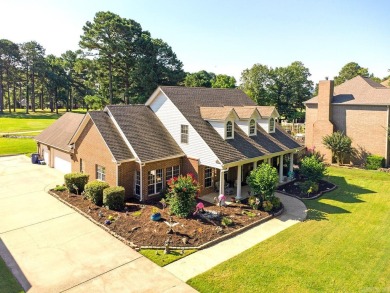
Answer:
[0,155,196,293]
[165,193,307,281]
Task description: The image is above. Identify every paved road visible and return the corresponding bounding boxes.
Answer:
[165,193,307,281]
[0,155,196,293]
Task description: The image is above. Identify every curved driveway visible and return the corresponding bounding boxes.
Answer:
[0,155,196,293]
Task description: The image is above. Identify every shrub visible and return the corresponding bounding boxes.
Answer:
[262,200,273,212]
[85,180,110,206]
[103,186,125,210]
[246,163,279,201]
[64,172,89,193]
[221,217,233,227]
[322,131,353,165]
[54,185,67,192]
[270,196,281,209]
[248,195,260,210]
[299,180,319,196]
[300,155,327,183]
[166,174,199,218]
[365,155,385,170]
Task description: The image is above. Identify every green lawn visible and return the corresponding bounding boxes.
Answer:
[188,167,390,292]
[0,257,24,293]
[0,138,37,156]
[140,249,197,266]
[0,111,60,134]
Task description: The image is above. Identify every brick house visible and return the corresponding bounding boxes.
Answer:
[305,76,390,166]
[39,87,302,201]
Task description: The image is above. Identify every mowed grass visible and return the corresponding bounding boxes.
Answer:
[140,249,197,266]
[188,167,390,292]
[0,110,60,133]
[0,257,24,293]
[0,138,37,156]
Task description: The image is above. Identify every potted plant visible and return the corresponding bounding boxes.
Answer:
[150,207,161,221]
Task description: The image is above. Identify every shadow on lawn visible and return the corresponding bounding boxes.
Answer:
[306,175,375,221]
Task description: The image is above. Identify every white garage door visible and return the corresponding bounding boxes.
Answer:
[43,150,49,165]
[54,155,71,174]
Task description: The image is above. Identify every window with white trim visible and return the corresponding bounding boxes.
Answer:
[204,167,212,188]
[96,165,106,181]
[181,125,189,143]
[135,171,140,196]
[249,119,256,135]
[226,121,233,139]
[148,169,163,195]
[269,118,275,132]
[166,165,180,182]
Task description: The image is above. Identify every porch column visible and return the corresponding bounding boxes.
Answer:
[253,161,257,171]
[219,169,225,195]
[279,155,284,183]
[268,157,271,165]
[236,164,242,200]
[289,153,294,174]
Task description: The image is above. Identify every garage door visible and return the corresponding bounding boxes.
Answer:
[54,155,71,174]
[43,150,49,165]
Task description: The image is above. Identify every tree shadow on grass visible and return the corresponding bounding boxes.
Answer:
[324,175,376,204]
[305,175,375,221]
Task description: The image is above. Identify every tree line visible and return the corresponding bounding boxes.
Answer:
[0,11,388,120]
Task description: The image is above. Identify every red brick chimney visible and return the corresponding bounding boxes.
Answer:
[312,80,334,163]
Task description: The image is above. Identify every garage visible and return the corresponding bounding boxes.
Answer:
[35,112,85,174]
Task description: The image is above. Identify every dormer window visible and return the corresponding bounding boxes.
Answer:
[249,119,256,135]
[226,121,233,139]
[269,118,275,132]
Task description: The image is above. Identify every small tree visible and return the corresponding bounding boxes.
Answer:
[322,131,353,165]
[246,163,279,200]
[166,174,199,218]
[300,155,327,183]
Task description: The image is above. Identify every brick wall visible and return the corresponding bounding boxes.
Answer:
[118,161,138,199]
[333,105,388,165]
[72,120,118,188]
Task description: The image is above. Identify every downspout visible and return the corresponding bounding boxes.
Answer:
[116,163,121,187]
[139,162,145,202]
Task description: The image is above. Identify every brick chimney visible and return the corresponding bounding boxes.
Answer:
[311,80,334,163]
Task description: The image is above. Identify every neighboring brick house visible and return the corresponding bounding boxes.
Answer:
[43,87,302,201]
[305,76,390,166]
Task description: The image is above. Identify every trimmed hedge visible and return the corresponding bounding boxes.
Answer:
[85,180,110,206]
[366,155,385,170]
[64,172,89,193]
[103,186,125,210]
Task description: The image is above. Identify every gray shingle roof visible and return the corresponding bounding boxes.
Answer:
[160,86,301,164]
[305,76,390,105]
[107,105,184,162]
[35,112,84,152]
[89,111,134,162]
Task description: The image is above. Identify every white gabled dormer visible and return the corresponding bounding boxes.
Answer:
[200,107,238,140]
[234,107,262,136]
[256,106,280,133]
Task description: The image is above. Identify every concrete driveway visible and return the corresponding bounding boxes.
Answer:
[0,155,196,293]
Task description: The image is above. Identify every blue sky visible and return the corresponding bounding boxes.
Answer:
[1,0,389,83]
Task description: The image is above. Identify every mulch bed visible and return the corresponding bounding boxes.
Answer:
[277,179,336,199]
[51,190,279,248]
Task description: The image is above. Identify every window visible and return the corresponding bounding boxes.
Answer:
[135,171,140,196]
[269,118,275,132]
[181,125,189,143]
[148,169,163,195]
[226,121,233,138]
[249,119,256,135]
[80,159,84,173]
[166,165,180,182]
[96,165,106,181]
[204,167,212,188]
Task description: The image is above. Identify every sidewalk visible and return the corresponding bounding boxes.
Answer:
[164,193,307,281]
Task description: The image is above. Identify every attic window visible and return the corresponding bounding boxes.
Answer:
[249,119,256,135]
[269,118,275,132]
[226,121,233,139]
